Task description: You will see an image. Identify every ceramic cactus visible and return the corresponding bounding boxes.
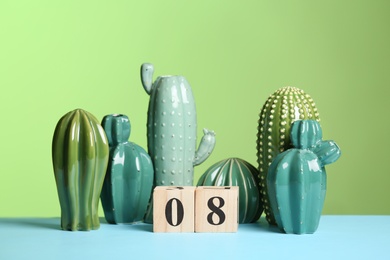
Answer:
[141,63,216,186]
[197,158,263,224]
[52,109,109,231]
[100,114,154,224]
[267,120,341,234]
[256,86,320,225]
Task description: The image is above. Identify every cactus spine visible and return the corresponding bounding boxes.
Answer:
[52,109,109,231]
[256,86,320,225]
[141,63,216,186]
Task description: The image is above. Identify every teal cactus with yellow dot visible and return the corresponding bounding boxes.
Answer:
[256,86,320,225]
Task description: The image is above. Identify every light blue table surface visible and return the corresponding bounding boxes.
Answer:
[1,216,389,260]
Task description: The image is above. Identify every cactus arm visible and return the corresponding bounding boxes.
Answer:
[141,63,154,95]
[193,128,216,166]
[312,140,341,166]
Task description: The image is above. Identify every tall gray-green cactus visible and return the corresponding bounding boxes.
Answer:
[141,63,216,187]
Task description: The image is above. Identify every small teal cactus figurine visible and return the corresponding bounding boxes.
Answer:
[267,120,341,234]
[100,114,154,224]
[141,63,216,186]
[52,109,109,231]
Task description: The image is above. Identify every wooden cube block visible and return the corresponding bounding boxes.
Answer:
[153,186,196,233]
[195,186,239,233]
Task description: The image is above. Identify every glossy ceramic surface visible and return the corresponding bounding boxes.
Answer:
[267,120,341,234]
[52,109,109,231]
[256,86,320,225]
[197,158,262,224]
[100,114,154,224]
[141,63,216,223]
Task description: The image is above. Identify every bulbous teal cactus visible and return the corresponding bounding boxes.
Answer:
[100,114,154,224]
[267,120,341,234]
[52,109,109,231]
[197,158,262,224]
[141,63,216,186]
[257,86,320,225]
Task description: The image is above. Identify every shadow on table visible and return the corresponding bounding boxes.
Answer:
[242,217,283,234]
[98,217,282,233]
[1,218,60,230]
[99,218,154,232]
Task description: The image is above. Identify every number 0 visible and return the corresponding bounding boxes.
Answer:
[165,198,184,226]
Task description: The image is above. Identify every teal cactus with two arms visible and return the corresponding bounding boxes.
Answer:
[256,86,320,225]
[100,114,154,224]
[141,63,216,223]
[267,120,341,234]
[52,109,109,231]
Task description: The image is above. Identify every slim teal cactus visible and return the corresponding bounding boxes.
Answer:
[197,158,262,224]
[141,63,216,223]
[141,63,216,186]
[52,109,109,231]
[100,114,154,224]
[256,86,320,225]
[267,120,341,234]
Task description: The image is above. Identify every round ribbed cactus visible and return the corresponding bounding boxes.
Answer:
[256,86,320,225]
[267,120,341,234]
[100,114,154,224]
[52,109,109,231]
[197,158,262,223]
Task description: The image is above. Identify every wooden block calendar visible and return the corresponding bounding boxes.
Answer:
[153,186,238,233]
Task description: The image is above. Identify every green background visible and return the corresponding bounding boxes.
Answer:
[1,0,389,217]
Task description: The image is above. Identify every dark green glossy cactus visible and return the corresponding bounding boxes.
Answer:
[257,86,320,225]
[52,109,109,231]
